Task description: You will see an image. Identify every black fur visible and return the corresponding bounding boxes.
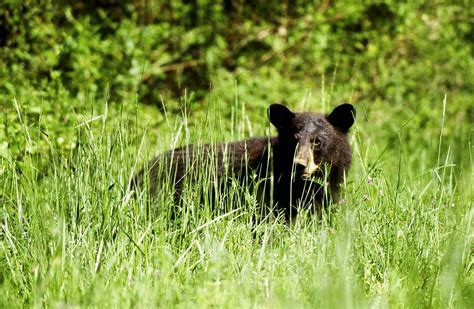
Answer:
[134,103,355,221]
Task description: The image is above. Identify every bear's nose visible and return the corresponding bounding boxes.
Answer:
[294,157,320,177]
[294,160,307,173]
[294,157,308,168]
[294,144,320,176]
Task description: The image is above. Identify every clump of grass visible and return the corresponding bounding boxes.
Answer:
[1,93,472,307]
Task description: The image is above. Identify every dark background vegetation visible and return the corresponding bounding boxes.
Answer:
[0,0,472,169]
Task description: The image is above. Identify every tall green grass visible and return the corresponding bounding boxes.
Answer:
[1,93,472,307]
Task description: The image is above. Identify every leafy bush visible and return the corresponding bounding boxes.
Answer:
[0,1,472,171]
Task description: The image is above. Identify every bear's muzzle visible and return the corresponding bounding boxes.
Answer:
[294,144,320,179]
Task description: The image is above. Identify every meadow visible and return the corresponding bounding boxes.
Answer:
[1,1,473,307]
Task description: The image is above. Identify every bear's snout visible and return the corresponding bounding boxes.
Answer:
[294,144,320,178]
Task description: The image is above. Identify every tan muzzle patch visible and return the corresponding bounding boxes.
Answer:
[294,144,320,178]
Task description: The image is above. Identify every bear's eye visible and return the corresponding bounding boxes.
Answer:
[312,138,321,149]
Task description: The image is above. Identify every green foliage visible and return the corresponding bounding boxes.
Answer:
[1,99,472,307]
[1,1,472,167]
[0,0,473,307]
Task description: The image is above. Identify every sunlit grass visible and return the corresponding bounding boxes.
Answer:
[1,93,472,307]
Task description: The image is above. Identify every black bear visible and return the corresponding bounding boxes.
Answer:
[134,103,355,222]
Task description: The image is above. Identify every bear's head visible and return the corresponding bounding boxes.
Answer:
[268,103,356,180]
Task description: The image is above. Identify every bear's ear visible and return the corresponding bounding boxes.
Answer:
[268,104,295,129]
[327,103,356,133]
